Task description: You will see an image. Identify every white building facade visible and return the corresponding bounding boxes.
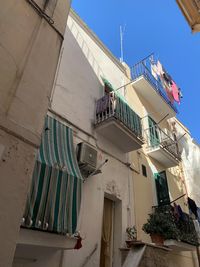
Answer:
[12,9,200,267]
[13,9,144,267]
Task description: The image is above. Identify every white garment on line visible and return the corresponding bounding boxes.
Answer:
[151,63,158,80]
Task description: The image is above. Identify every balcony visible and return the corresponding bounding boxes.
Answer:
[145,126,181,167]
[131,59,178,119]
[14,228,77,265]
[95,93,144,152]
[17,228,77,250]
[154,205,199,251]
[176,0,200,32]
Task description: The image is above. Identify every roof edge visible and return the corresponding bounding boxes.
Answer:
[69,9,127,74]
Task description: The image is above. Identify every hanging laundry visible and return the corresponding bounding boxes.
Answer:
[178,88,183,99]
[151,63,158,80]
[177,205,184,221]
[161,66,172,84]
[165,84,174,104]
[197,207,200,224]
[102,95,109,112]
[160,67,176,104]
[157,60,164,76]
[173,203,180,221]
[171,81,180,104]
[74,236,82,249]
[188,197,198,218]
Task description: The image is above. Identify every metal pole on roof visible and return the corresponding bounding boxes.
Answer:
[120,26,123,62]
[120,25,126,63]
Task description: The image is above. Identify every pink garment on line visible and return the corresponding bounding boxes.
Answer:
[171,81,180,104]
[166,87,174,104]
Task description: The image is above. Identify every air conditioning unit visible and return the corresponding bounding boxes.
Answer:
[77,142,98,174]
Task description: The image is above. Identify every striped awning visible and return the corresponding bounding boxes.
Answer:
[23,116,83,235]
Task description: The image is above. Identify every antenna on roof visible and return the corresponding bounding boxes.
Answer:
[120,24,126,63]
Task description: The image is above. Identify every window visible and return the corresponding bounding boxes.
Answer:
[154,171,170,206]
[142,164,147,177]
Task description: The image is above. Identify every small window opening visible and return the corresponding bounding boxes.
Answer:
[142,164,147,177]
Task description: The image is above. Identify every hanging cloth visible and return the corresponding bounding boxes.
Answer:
[173,203,180,221]
[166,88,174,104]
[162,68,173,86]
[151,63,158,80]
[157,60,164,76]
[188,197,198,218]
[197,207,200,224]
[171,81,180,104]
[178,88,183,99]
[177,205,184,221]
[100,198,113,267]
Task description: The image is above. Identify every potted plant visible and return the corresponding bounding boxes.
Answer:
[125,226,137,247]
[142,208,177,245]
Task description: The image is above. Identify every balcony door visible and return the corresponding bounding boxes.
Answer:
[155,171,170,206]
[100,198,114,267]
[148,116,160,147]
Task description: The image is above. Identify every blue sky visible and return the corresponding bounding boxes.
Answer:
[72,1,200,143]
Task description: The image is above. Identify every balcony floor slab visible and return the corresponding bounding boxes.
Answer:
[17,228,77,250]
[95,117,144,152]
[146,146,179,168]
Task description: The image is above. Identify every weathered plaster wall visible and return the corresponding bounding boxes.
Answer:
[0,1,71,266]
[171,119,200,206]
[49,16,134,267]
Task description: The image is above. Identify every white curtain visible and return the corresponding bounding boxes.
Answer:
[100,198,113,267]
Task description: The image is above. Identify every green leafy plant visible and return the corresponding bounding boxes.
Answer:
[142,207,178,240]
[142,206,199,246]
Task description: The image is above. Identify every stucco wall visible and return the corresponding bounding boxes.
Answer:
[171,119,200,206]
[10,7,197,267]
[50,24,133,267]
[13,9,134,267]
[0,1,71,266]
[0,130,36,267]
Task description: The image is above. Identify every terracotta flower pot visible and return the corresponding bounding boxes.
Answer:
[150,233,164,245]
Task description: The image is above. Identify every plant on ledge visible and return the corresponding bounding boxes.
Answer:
[125,225,137,248]
[142,205,199,246]
[126,226,137,241]
[142,207,177,244]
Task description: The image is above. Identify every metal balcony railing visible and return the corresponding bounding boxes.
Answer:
[194,0,200,10]
[131,60,178,113]
[145,125,181,161]
[95,93,143,140]
[153,205,199,246]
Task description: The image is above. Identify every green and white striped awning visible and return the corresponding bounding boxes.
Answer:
[23,116,83,235]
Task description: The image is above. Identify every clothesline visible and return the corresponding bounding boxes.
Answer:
[150,58,182,105]
[170,194,186,204]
